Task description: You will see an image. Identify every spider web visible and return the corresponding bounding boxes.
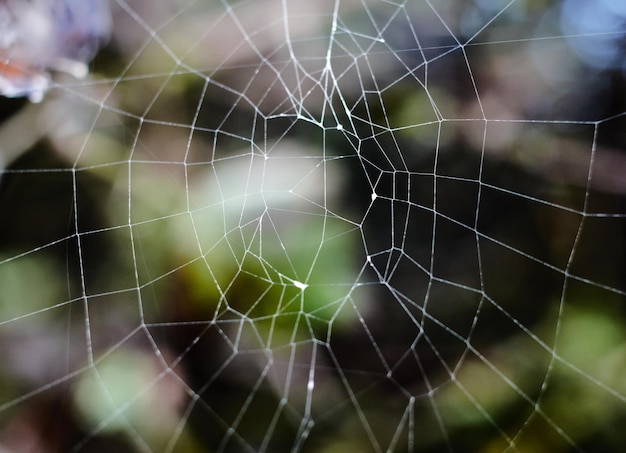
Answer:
[1,0,625,452]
